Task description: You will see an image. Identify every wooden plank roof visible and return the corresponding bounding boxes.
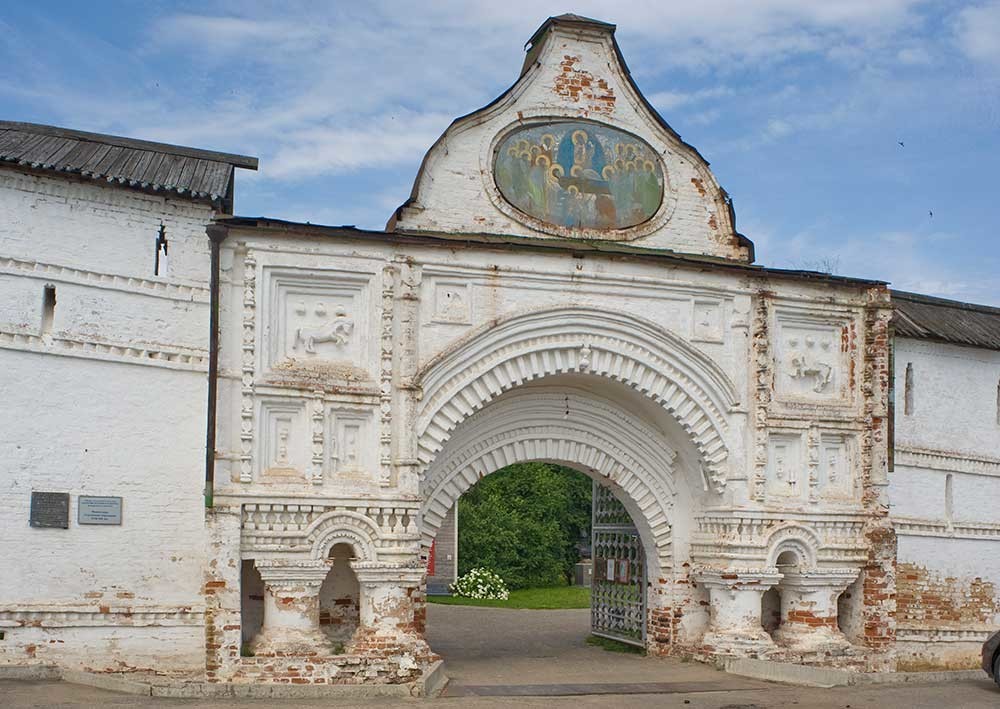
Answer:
[893,290,1000,351]
[0,121,257,206]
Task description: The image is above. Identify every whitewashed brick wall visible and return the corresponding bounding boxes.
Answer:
[0,167,215,672]
[890,336,1000,669]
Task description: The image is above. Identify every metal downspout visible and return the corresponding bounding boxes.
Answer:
[204,224,228,508]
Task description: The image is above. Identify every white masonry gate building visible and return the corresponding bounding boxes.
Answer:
[1,14,998,688]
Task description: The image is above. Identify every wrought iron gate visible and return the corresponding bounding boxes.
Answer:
[590,482,646,646]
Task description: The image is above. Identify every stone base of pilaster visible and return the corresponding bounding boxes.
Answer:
[700,628,779,658]
[250,626,334,657]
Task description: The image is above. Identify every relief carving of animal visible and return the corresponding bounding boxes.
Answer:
[294,307,354,354]
[789,353,833,393]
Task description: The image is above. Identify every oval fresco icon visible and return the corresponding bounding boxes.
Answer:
[494,121,664,231]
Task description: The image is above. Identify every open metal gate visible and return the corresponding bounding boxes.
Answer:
[590,482,646,646]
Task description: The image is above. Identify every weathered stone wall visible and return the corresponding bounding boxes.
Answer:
[0,167,215,673]
[890,336,1000,669]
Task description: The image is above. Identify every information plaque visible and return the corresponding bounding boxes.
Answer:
[29,491,70,529]
[78,496,123,525]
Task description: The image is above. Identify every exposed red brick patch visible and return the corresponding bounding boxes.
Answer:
[552,55,615,114]
[897,563,1000,626]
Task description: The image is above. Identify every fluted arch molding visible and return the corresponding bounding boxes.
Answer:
[306,511,381,562]
[765,524,822,568]
[420,387,685,570]
[415,306,737,492]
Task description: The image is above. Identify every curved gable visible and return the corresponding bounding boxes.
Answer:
[389,14,753,263]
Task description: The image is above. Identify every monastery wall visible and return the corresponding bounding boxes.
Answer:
[0,168,214,672]
[890,336,1000,669]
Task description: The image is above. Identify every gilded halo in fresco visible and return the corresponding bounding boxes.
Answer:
[494,121,664,231]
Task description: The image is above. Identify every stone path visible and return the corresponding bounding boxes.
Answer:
[425,604,770,695]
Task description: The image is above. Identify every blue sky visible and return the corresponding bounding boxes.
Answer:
[3,1,999,304]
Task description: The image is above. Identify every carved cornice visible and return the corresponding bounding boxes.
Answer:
[692,567,782,590]
[892,516,1000,541]
[895,446,1000,478]
[0,329,207,371]
[0,606,203,627]
[0,255,210,303]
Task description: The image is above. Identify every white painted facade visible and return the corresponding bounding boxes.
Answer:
[890,336,1000,670]
[0,168,217,672]
[0,14,996,687]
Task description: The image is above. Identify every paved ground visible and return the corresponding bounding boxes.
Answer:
[425,604,762,693]
[3,605,999,706]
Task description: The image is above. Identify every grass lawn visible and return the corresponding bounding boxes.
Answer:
[427,585,590,609]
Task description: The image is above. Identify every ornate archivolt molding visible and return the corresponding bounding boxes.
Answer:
[764,523,823,567]
[0,328,207,371]
[420,388,678,568]
[0,255,209,303]
[415,306,737,491]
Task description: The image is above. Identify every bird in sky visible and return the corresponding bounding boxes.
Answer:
[898,140,905,147]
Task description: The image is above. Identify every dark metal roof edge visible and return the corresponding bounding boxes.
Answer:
[891,289,1000,317]
[0,121,259,170]
[216,216,885,288]
[0,160,229,207]
[525,14,617,48]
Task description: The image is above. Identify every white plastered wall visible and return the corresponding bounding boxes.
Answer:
[890,336,1000,668]
[0,168,215,672]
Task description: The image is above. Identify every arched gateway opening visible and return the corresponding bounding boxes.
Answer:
[415,307,740,668]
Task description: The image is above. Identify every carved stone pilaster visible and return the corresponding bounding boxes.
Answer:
[694,567,782,655]
[250,560,331,656]
[239,251,257,483]
[773,568,859,651]
[751,294,772,502]
[310,391,324,484]
[806,424,820,503]
[378,265,396,488]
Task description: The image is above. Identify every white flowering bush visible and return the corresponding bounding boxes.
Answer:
[450,567,510,600]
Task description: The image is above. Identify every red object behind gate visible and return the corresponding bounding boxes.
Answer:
[427,540,436,576]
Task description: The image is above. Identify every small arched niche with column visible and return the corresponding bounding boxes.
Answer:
[765,530,858,653]
[319,542,361,647]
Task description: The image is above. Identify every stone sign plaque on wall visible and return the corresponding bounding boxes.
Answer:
[78,496,122,525]
[29,491,70,529]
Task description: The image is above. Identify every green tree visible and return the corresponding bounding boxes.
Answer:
[457,463,592,589]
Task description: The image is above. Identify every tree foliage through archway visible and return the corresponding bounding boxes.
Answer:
[457,463,592,589]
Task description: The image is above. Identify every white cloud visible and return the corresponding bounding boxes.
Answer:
[954,1,1000,65]
[265,111,454,179]
[648,87,733,111]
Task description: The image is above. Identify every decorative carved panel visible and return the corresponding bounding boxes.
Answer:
[820,433,853,498]
[766,432,805,500]
[692,299,724,343]
[328,409,374,480]
[260,268,372,376]
[258,399,307,480]
[431,280,471,324]
[773,311,850,402]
